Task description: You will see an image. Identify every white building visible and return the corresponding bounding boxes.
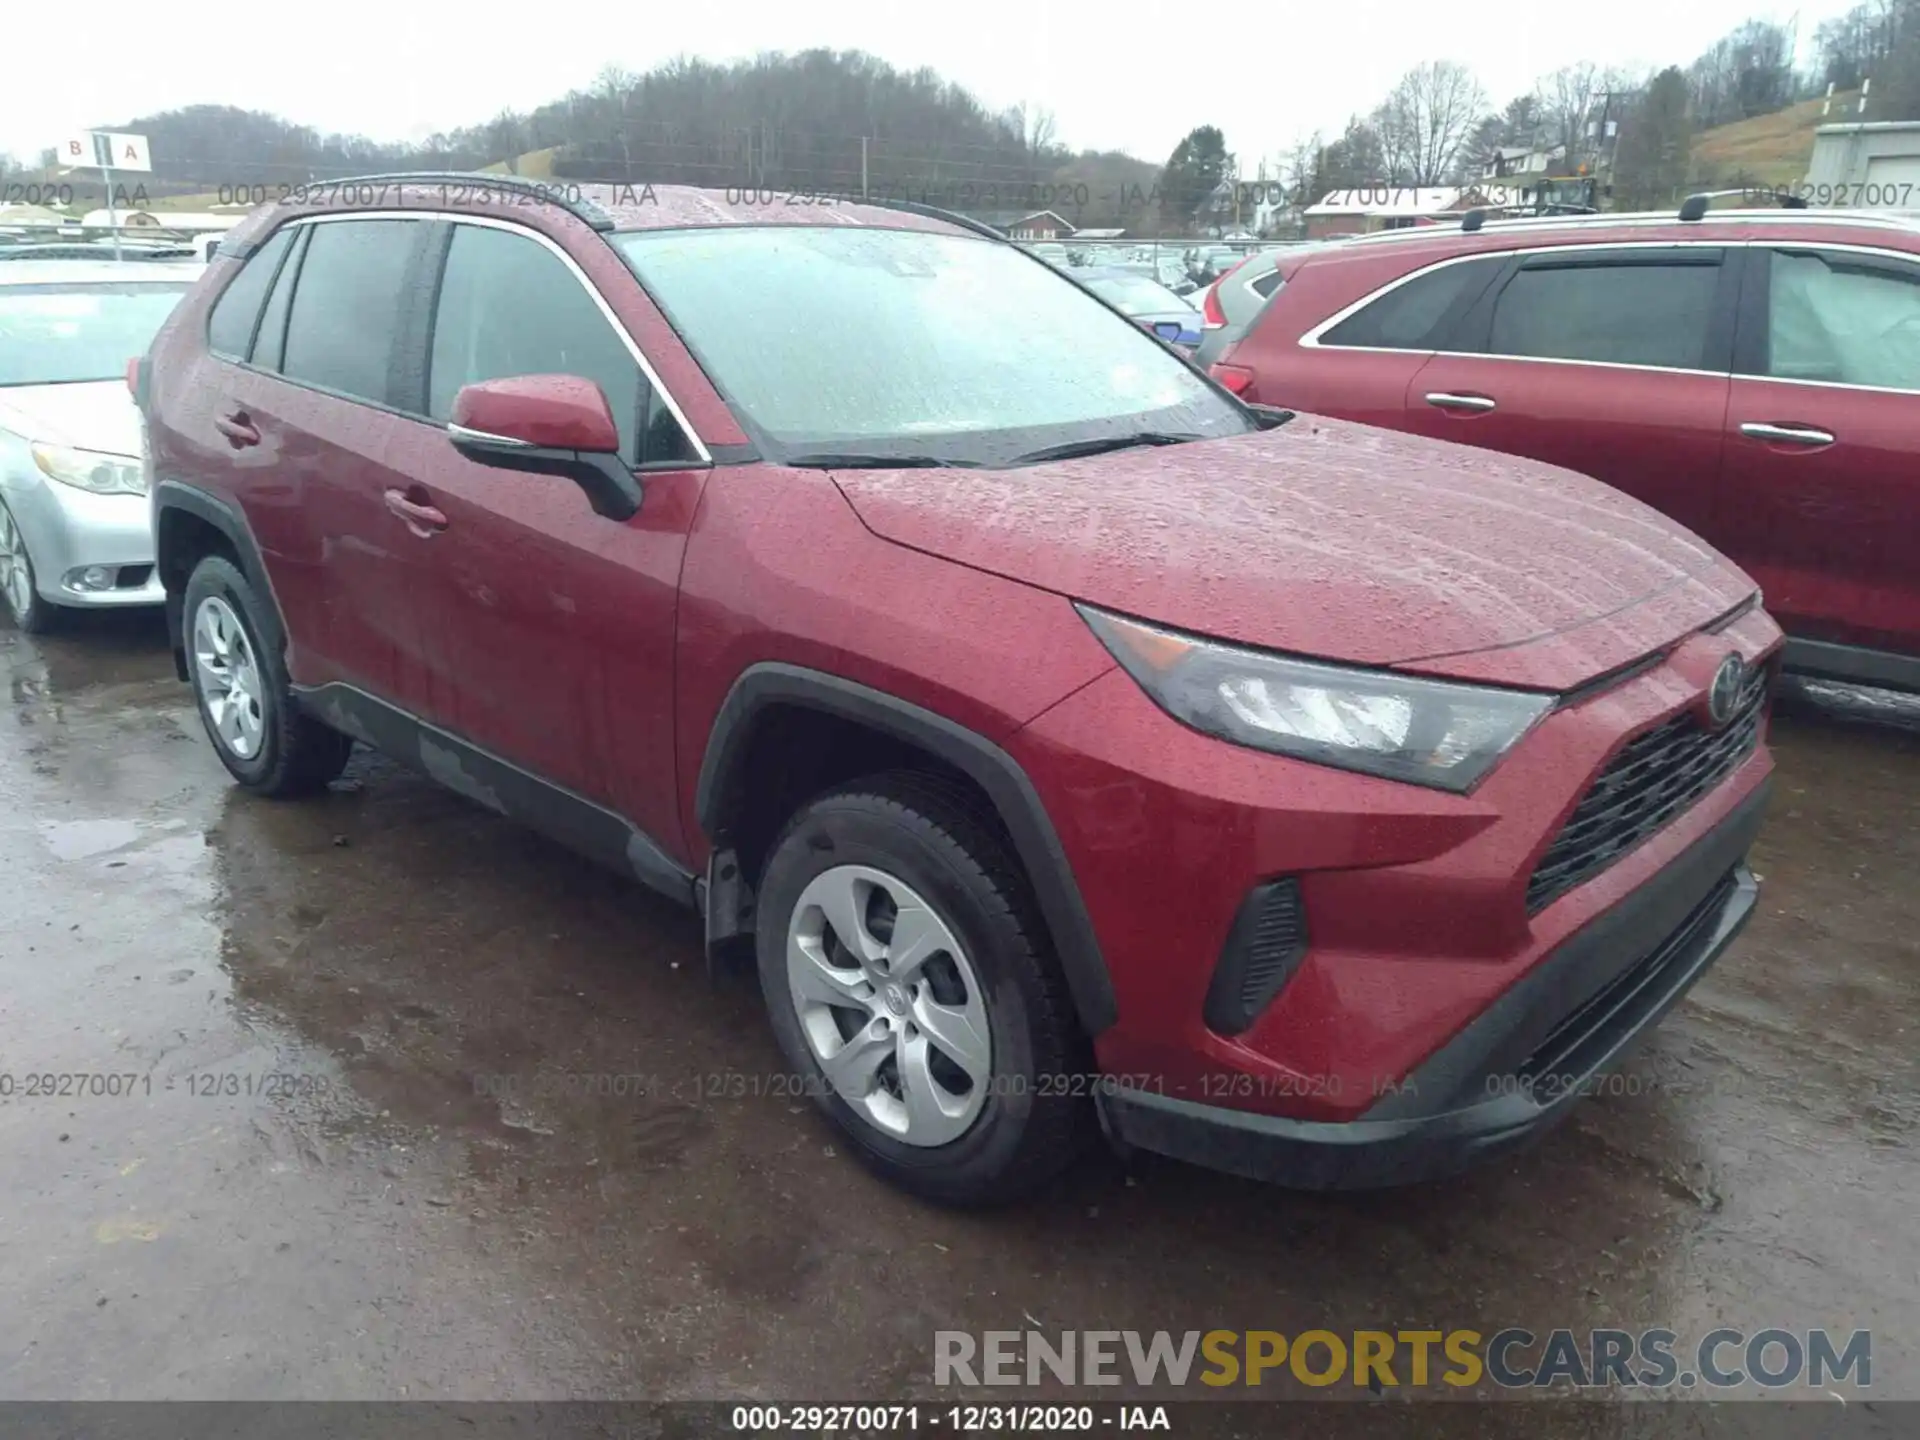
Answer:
[79,210,244,232]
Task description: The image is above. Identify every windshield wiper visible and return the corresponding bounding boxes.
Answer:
[784,452,984,469]
[1008,432,1202,466]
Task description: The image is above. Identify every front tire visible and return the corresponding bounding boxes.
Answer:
[755,773,1087,1206]
[183,554,353,796]
[0,498,60,634]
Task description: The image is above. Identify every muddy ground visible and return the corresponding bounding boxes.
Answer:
[1,609,1914,1432]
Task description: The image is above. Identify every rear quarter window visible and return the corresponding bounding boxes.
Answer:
[206,226,295,358]
[1319,256,1499,350]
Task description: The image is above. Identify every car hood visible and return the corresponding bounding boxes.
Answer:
[0,382,141,456]
[829,416,1755,692]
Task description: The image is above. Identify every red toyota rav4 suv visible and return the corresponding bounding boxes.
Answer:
[1208,205,1920,694]
[138,178,1781,1205]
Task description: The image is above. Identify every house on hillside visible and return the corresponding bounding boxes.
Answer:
[1303,186,1494,239]
[1004,210,1074,241]
[1481,144,1565,180]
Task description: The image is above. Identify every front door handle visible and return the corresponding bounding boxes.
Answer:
[213,411,260,447]
[384,488,448,538]
[1739,421,1835,447]
[1425,392,1497,413]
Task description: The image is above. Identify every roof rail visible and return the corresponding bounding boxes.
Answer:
[282,171,618,232]
[1680,188,1809,221]
[850,194,1014,242]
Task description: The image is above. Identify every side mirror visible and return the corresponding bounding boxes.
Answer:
[447,374,641,521]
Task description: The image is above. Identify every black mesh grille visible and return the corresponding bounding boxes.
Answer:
[1527,668,1768,914]
[1238,883,1306,1011]
[1203,878,1309,1035]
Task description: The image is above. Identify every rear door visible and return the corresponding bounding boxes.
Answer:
[394,218,708,842]
[1720,243,1920,660]
[212,215,439,699]
[1246,252,1507,423]
[1402,246,1739,547]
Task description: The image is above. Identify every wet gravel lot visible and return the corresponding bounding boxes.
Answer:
[1,609,1915,1427]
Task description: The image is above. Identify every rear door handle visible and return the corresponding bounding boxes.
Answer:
[1739,421,1835,447]
[213,411,260,447]
[1425,392,1497,413]
[384,488,448,537]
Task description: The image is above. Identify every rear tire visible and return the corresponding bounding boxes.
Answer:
[754,772,1088,1206]
[183,554,353,796]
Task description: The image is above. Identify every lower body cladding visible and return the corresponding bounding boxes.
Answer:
[0,479,161,608]
[1097,783,1767,1188]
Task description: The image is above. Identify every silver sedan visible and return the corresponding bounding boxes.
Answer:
[0,261,198,632]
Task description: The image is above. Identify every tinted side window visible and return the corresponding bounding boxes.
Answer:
[429,224,695,467]
[281,219,422,403]
[206,226,294,358]
[1321,258,1493,349]
[1766,248,1920,391]
[250,226,308,373]
[1489,261,1719,369]
[1250,270,1284,299]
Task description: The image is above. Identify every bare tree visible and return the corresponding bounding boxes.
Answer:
[1375,62,1489,185]
[1537,62,1603,170]
[1008,102,1061,181]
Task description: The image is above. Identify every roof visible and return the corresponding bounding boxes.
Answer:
[1006,209,1074,230]
[0,260,203,285]
[220,181,981,248]
[1815,120,1920,135]
[1305,187,1480,217]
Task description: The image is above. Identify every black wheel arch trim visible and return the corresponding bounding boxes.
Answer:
[152,479,286,682]
[694,662,1119,1036]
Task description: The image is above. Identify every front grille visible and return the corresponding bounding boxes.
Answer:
[1526,668,1768,913]
[1516,872,1738,1082]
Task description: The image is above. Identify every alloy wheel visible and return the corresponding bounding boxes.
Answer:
[785,863,993,1147]
[192,594,266,761]
[0,505,33,623]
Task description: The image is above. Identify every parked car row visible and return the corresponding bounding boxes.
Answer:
[8,179,1799,1208]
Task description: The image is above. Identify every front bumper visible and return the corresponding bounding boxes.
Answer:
[1095,779,1767,1188]
[3,473,160,608]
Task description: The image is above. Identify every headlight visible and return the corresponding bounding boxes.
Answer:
[1079,605,1554,792]
[30,443,146,496]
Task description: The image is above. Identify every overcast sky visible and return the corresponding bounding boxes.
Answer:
[3,0,1861,172]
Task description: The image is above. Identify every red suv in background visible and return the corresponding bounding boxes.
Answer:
[1210,208,1920,694]
[138,177,1780,1205]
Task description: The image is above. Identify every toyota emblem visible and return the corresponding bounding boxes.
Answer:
[1706,654,1746,729]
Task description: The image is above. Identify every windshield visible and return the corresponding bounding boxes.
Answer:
[614,226,1247,461]
[1082,274,1192,316]
[0,283,190,387]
